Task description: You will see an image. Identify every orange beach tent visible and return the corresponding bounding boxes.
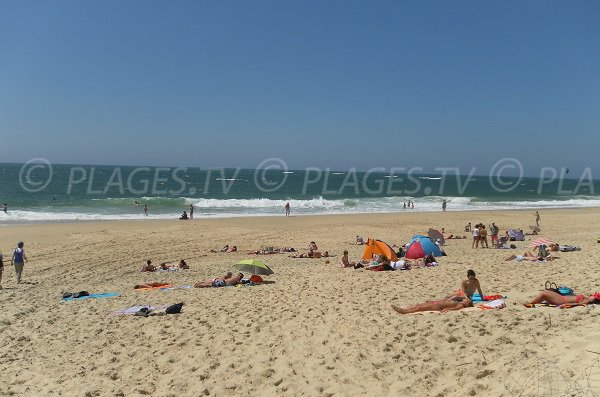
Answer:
[361,239,399,261]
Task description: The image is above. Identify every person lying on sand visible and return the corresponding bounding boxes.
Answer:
[366,256,393,271]
[445,235,467,239]
[134,282,171,289]
[210,245,231,253]
[140,260,156,272]
[290,250,313,258]
[340,250,356,268]
[194,272,240,288]
[505,251,556,262]
[290,250,329,259]
[524,290,600,308]
[392,298,472,314]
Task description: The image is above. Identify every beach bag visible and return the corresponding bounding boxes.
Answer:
[545,282,574,296]
[558,286,574,296]
[165,302,184,314]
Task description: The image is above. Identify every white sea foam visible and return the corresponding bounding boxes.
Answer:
[3,196,600,224]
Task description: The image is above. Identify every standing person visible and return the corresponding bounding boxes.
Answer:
[143,205,148,216]
[489,222,499,247]
[11,242,28,285]
[403,202,406,209]
[472,225,480,248]
[2,203,6,213]
[535,211,540,227]
[411,201,414,209]
[189,204,194,220]
[479,225,489,248]
[285,202,290,217]
[442,200,447,211]
[0,252,4,289]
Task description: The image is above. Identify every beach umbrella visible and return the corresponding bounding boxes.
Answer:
[427,228,445,246]
[235,259,274,276]
[529,238,554,248]
[405,235,443,259]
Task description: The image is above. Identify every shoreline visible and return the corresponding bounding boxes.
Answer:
[1,205,597,228]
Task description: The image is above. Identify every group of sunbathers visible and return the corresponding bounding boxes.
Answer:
[140,259,189,272]
[391,268,600,314]
[249,246,296,255]
[289,241,330,258]
[392,269,484,314]
[341,251,437,271]
[505,244,557,262]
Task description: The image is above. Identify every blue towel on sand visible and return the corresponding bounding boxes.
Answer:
[471,293,507,302]
[63,292,120,301]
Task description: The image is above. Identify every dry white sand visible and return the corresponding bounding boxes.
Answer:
[1,209,600,396]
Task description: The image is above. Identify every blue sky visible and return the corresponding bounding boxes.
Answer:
[1,1,599,176]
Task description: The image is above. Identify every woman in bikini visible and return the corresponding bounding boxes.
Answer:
[524,290,600,307]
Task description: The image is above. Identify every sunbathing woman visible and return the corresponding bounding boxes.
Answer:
[505,251,546,262]
[391,298,472,314]
[367,256,393,271]
[290,249,314,258]
[134,282,172,289]
[194,272,233,288]
[524,290,600,308]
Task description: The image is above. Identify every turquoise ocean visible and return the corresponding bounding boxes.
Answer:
[1,163,599,224]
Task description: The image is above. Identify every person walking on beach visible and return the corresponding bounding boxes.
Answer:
[144,205,148,216]
[285,202,290,217]
[535,211,540,227]
[442,200,447,212]
[189,204,194,219]
[11,242,28,285]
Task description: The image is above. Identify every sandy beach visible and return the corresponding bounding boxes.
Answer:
[1,208,600,396]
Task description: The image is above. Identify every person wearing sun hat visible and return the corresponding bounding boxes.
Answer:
[11,241,28,285]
